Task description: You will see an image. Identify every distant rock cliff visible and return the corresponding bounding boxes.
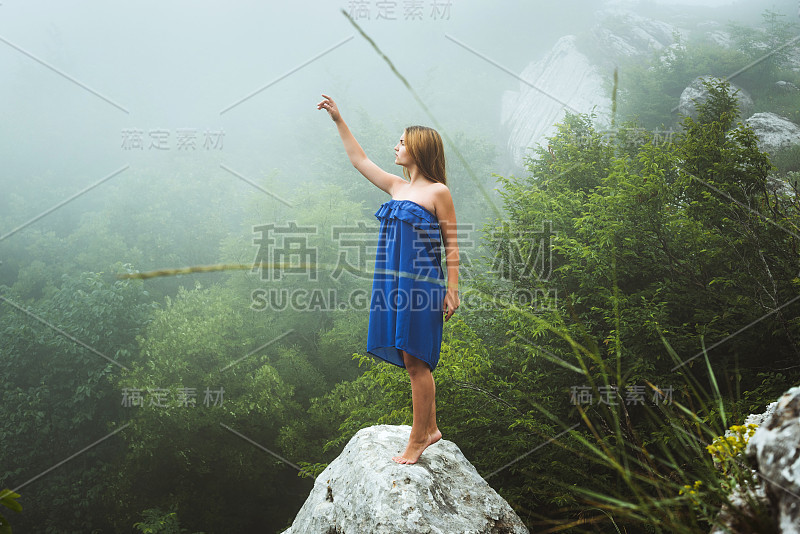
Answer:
[501,35,612,168]
[501,8,681,167]
[502,3,800,168]
[282,425,529,534]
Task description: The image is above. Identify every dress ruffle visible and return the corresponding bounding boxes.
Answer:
[374,199,441,235]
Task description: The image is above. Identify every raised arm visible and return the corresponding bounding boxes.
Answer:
[318,94,405,196]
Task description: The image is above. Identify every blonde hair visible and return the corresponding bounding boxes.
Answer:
[402,125,447,186]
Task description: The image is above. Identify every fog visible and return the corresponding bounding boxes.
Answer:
[1,1,594,177]
[0,0,792,196]
[1,0,799,532]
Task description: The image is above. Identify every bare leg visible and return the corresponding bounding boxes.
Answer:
[392,350,442,464]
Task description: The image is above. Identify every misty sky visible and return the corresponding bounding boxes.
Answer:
[0,0,796,193]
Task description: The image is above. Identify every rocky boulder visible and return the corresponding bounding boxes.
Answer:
[746,386,800,534]
[775,81,799,94]
[282,425,529,534]
[745,112,800,156]
[589,8,679,59]
[711,386,800,533]
[678,76,754,121]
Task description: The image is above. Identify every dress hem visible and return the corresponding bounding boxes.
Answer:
[367,345,436,372]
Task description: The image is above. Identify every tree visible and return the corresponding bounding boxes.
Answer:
[0,268,152,533]
[105,283,310,532]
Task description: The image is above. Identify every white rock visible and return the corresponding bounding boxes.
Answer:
[744,402,778,428]
[589,8,680,58]
[678,76,754,121]
[746,112,800,156]
[746,386,800,534]
[501,35,611,168]
[708,30,732,48]
[709,481,769,534]
[283,425,529,534]
[501,9,684,168]
[775,81,799,93]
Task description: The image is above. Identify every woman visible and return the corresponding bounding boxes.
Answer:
[317,94,460,464]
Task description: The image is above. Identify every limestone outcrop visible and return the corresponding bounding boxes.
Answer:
[745,112,800,156]
[282,425,529,534]
[677,76,754,121]
[710,386,800,534]
[745,386,800,534]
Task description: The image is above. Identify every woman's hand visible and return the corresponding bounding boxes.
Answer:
[443,287,460,322]
[317,94,341,122]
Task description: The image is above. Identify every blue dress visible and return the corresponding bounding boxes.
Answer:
[367,199,447,372]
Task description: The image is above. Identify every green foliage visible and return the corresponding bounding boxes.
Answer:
[772,145,800,176]
[527,342,778,533]
[618,10,800,129]
[297,462,329,480]
[728,10,799,76]
[133,505,203,534]
[487,78,797,531]
[0,269,152,533]
[0,489,21,534]
[105,282,307,532]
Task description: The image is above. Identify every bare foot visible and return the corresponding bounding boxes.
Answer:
[392,429,442,465]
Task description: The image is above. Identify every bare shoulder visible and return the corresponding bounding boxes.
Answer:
[432,183,455,214]
[431,182,455,222]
